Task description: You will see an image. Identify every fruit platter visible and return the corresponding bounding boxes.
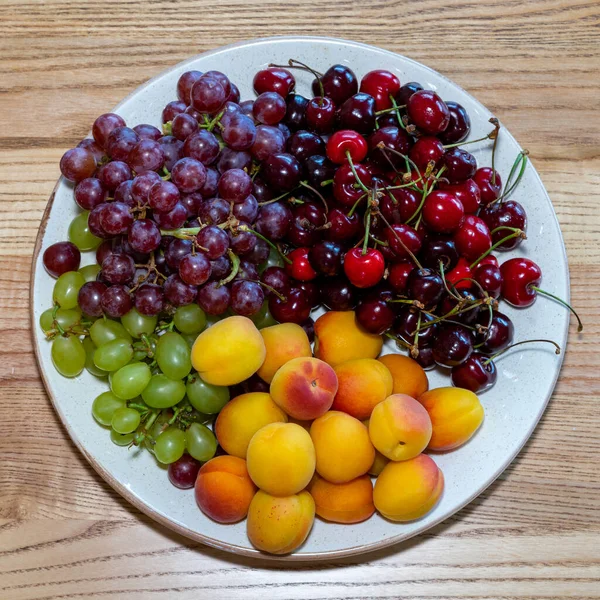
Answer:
[31,37,578,559]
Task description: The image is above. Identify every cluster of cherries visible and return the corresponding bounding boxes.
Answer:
[46,59,581,395]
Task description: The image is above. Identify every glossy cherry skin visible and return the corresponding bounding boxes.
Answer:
[395,81,424,106]
[445,257,473,291]
[326,130,368,164]
[333,163,373,207]
[453,215,492,261]
[439,101,471,145]
[287,130,325,163]
[360,69,401,111]
[338,93,376,134]
[500,257,541,307]
[414,345,436,370]
[432,324,474,368]
[305,154,336,188]
[476,310,514,354]
[393,306,437,348]
[439,178,481,214]
[408,136,444,171]
[383,224,422,260]
[253,67,295,96]
[284,247,317,282]
[325,206,362,242]
[287,201,327,247]
[451,353,496,393]
[321,277,357,310]
[406,268,444,308]
[268,287,311,324]
[442,148,477,183]
[285,94,308,130]
[422,191,465,234]
[380,187,420,224]
[439,288,481,326]
[474,262,502,298]
[298,281,320,307]
[313,64,358,105]
[356,298,395,334]
[343,247,385,288]
[407,90,450,134]
[262,152,302,191]
[309,240,343,276]
[420,236,459,272]
[387,261,414,294]
[305,96,336,134]
[480,200,527,250]
[368,126,412,169]
[473,167,502,204]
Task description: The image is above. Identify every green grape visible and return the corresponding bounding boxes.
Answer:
[111,407,141,434]
[94,338,133,372]
[155,332,191,380]
[185,422,217,462]
[181,332,199,349]
[79,264,102,283]
[186,374,230,414]
[173,304,207,334]
[110,429,135,446]
[90,318,132,347]
[68,211,102,251]
[259,246,284,274]
[40,306,82,333]
[121,308,158,338]
[53,271,85,309]
[141,373,186,408]
[154,427,186,464]
[92,391,126,426]
[111,362,151,400]
[250,302,278,329]
[82,336,107,377]
[51,335,86,377]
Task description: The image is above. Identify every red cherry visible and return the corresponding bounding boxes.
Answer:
[325,206,362,242]
[305,96,336,134]
[451,353,497,393]
[439,178,481,214]
[285,247,317,281]
[380,187,421,224]
[478,254,498,268]
[407,90,450,134]
[253,67,295,96]
[333,163,373,207]
[422,190,465,233]
[343,247,385,288]
[453,215,492,261]
[446,257,472,290]
[408,136,444,171]
[474,262,502,298]
[383,224,422,259]
[387,261,414,294]
[500,257,541,307]
[473,167,502,204]
[359,69,401,111]
[326,130,368,164]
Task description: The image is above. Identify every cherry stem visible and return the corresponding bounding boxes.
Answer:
[469,229,525,269]
[444,118,500,150]
[250,279,287,303]
[320,178,334,187]
[347,192,368,217]
[257,190,291,206]
[299,180,329,213]
[489,118,500,184]
[418,299,486,331]
[375,103,407,116]
[384,332,412,351]
[362,210,372,255]
[483,339,561,365]
[496,150,529,203]
[439,261,462,301]
[269,60,323,78]
[474,303,495,348]
[388,96,408,131]
[386,299,425,308]
[377,209,423,269]
[238,225,292,265]
[530,286,583,332]
[217,249,240,287]
[345,151,370,192]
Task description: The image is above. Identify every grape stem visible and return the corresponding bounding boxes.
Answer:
[217,249,240,287]
[238,225,292,265]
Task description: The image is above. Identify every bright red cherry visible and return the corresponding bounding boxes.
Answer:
[285,247,317,282]
[439,178,481,214]
[446,257,473,290]
[327,130,368,164]
[500,257,541,307]
[343,247,385,288]
[383,224,422,260]
[408,136,444,171]
[387,261,414,294]
[253,67,295,96]
[473,167,502,204]
[453,215,492,261]
[333,163,373,207]
[359,69,401,111]
[451,353,497,393]
[478,255,498,268]
[407,90,450,134]
[422,190,465,233]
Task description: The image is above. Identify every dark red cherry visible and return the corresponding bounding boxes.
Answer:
[285,94,308,131]
[343,247,385,288]
[306,97,336,134]
[420,236,459,272]
[297,281,320,307]
[453,215,492,261]
[380,187,421,224]
[268,287,310,324]
[313,64,359,105]
[321,277,357,310]
[406,268,444,308]
[439,178,481,214]
[439,101,471,145]
[479,200,527,250]
[440,288,482,326]
[395,82,424,106]
[500,257,541,307]
[414,345,436,370]
[432,324,474,367]
[408,136,444,172]
[393,306,437,348]
[473,262,502,298]
[473,167,502,204]
[287,200,327,247]
[305,154,336,188]
[360,69,401,111]
[476,310,514,354]
[338,93,376,134]
[253,67,295,96]
[383,224,422,260]
[325,207,361,242]
[261,266,291,295]
[333,163,372,207]
[451,353,496,393]
[442,148,477,183]
[309,241,343,276]
[422,191,465,234]
[368,126,412,169]
[387,261,414,294]
[407,90,450,134]
[262,153,302,192]
[287,130,325,163]
[356,298,395,334]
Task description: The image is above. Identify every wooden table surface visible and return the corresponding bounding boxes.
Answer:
[1,1,599,598]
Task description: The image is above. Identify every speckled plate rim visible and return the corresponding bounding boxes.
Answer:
[30,35,571,562]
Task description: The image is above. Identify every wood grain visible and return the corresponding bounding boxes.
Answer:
[1,0,599,597]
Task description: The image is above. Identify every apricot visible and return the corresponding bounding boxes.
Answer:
[378,353,429,398]
[373,454,444,522]
[257,323,312,383]
[332,358,393,420]
[191,316,266,386]
[247,490,315,555]
[270,357,338,420]
[214,392,287,458]
[195,455,256,523]
[247,423,316,496]
[309,473,375,524]
[310,411,375,483]
[418,387,484,451]
[314,311,383,367]
[369,450,390,477]
[369,394,432,461]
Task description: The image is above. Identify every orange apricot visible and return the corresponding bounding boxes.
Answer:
[257,323,312,383]
[377,353,429,398]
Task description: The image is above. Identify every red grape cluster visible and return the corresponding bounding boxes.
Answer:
[46,60,580,397]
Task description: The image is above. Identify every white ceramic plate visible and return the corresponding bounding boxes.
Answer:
[31,36,570,561]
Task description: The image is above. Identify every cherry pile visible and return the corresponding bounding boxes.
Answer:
[45,60,582,395]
